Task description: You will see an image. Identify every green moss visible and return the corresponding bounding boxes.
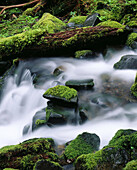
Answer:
[97,20,125,29]
[75,150,102,170]
[44,85,77,101]
[33,13,66,33]
[0,28,46,57]
[126,33,137,47]
[0,15,39,38]
[95,9,114,21]
[64,132,100,160]
[68,16,87,25]
[124,160,137,170]
[127,21,137,28]
[22,8,35,16]
[131,74,137,98]
[35,119,46,126]
[75,50,92,58]
[0,138,59,169]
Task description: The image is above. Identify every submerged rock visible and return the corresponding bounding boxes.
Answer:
[43,85,78,107]
[64,132,100,162]
[114,55,137,69]
[75,129,137,170]
[65,79,94,90]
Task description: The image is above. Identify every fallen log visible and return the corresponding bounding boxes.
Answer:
[0,25,131,61]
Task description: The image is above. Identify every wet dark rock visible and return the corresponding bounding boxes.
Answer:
[32,108,47,131]
[53,65,65,76]
[65,79,94,90]
[79,110,88,124]
[83,13,101,27]
[34,159,63,170]
[46,103,78,126]
[114,55,137,69]
[23,124,30,135]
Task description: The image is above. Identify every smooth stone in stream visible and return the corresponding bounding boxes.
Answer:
[114,55,137,69]
[65,79,94,90]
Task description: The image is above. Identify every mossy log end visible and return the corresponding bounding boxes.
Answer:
[0,26,131,60]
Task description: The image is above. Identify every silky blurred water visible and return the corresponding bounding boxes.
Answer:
[0,47,137,148]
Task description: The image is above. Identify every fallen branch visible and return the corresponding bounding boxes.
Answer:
[0,0,40,15]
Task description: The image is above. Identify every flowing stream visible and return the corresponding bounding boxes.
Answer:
[0,47,137,149]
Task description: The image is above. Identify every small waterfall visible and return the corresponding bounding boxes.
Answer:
[0,47,137,148]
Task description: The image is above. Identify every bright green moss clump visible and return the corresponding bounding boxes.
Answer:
[64,132,100,160]
[68,16,87,25]
[44,85,77,101]
[75,50,92,58]
[124,160,137,170]
[33,13,66,33]
[126,33,137,47]
[97,20,125,29]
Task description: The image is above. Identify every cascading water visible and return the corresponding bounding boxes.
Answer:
[0,47,137,149]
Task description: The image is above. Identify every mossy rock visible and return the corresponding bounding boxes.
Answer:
[33,13,66,33]
[114,55,137,69]
[43,85,78,107]
[75,129,137,170]
[97,20,125,29]
[126,33,137,48]
[95,9,114,21]
[131,82,137,98]
[123,160,137,170]
[74,50,93,59]
[65,79,94,90]
[68,16,87,25]
[34,159,63,170]
[126,21,137,28]
[64,132,100,161]
[0,138,59,169]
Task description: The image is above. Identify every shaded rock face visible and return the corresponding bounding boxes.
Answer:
[114,55,137,69]
[83,13,101,27]
[65,79,94,90]
[34,159,63,170]
[64,132,100,161]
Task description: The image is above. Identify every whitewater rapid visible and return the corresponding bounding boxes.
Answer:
[0,47,137,149]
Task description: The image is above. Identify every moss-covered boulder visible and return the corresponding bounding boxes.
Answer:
[131,74,137,98]
[0,138,60,169]
[65,79,94,90]
[33,13,66,33]
[97,20,125,29]
[74,50,94,59]
[75,129,137,170]
[114,55,137,69]
[43,85,78,107]
[64,132,100,162]
[68,16,87,25]
[124,160,137,170]
[126,33,137,49]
